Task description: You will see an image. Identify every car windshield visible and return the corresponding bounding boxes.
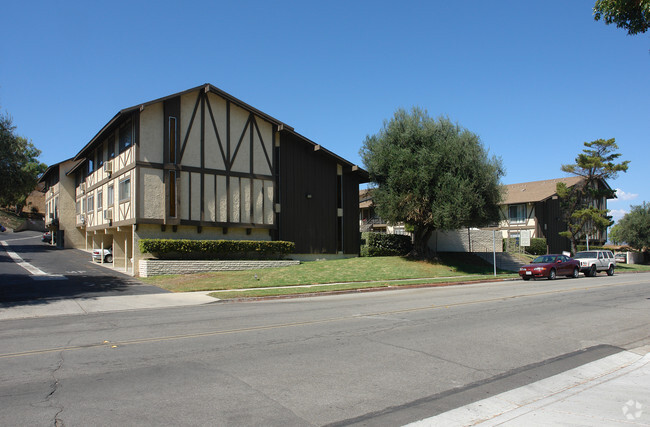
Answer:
[533,255,556,263]
[575,251,596,259]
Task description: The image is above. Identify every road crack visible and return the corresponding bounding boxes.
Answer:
[45,351,65,426]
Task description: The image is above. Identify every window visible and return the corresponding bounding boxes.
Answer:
[169,117,177,164]
[96,147,103,168]
[107,185,114,206]
[87,194,94,212]
[119,178,130,202]
[168,171,177,217]
[76,200,80,214]
[88,158,94,175]
[107,134,115,159]
[508,204,526,224]
[82,197,86,213]
[119,120,132,153]
[97,190,103,211]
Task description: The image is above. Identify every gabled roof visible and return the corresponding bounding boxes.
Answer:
[502,177,584,204]
[37,157,76,184]
[72,83,368,180]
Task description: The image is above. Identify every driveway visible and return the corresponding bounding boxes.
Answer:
[0,231,168,304]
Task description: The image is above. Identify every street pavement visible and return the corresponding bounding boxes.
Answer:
[0,231,216,320]
[1,230,649,425]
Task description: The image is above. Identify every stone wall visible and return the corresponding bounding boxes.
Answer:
[428,229,503,253]
[139,259,300,277]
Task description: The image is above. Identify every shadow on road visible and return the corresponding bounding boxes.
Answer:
[0,236,167,307]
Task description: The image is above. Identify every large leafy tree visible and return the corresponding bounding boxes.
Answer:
[557,138,629,254]
[0,111,47,211]
[616,202,650,251]
[360,108,504,258]
[593,0,650,35]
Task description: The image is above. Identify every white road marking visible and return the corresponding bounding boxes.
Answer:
[0,240,65,279]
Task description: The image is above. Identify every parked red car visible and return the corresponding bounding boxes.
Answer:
[519,254,580,280]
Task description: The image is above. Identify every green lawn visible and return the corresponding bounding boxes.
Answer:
[616,263,650,273]
[141,254,517,297]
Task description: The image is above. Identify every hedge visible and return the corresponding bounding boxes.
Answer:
[576,245,607,252]
[360,232,412,257]
[528,238,547,255]
[139,239,295,260]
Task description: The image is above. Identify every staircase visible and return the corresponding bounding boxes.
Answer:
[474,251,527,272]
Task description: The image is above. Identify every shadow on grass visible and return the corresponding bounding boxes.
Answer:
[399,252,507,275]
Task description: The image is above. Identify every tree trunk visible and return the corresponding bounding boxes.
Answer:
[410,226,433,259]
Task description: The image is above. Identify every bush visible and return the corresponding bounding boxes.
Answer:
[139,239,295,260]
[528,238,547,255]
[576,245,607,252]
[360,232,412,257]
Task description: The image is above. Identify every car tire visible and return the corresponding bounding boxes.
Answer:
[522,276,530,281]
[572,267,579,278]
[589,265,597,277]
[548,269,556,280]
[607,265,614,276]
[105,254,113,263]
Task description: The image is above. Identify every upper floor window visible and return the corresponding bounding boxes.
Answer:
[107,134,115,159]
[119,178,131,202]
[119,120,133,153]
[508,204,526,224]
[87,194,94,212]
[96,147,103,168]
[97,190,103,211]
[87,158,94,175]
[107,185,114,206]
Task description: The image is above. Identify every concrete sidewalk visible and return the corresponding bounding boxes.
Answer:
[0,291,218,320]
[408,346,650,426]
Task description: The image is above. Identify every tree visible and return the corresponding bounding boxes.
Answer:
[0,111,47,211]
[360,108,504,258]
[593,0,650,35]
[608,223,624,245]
[616,202,650,251]
[557,138,629,254]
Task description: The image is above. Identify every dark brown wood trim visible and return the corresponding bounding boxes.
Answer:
[135,161,273,180]
[205,93,228,168]
[200,92,205,222]
[80,163,137,194]
[226,100,231,171]
[230,113,253,168]
[179,91,201,162]
[252,116,272,171]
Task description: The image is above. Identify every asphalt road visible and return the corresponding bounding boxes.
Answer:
[1,268,649,426]
[0,231,167,303]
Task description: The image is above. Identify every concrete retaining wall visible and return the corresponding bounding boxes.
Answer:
[429,229,503,253]
[139,259,300,277]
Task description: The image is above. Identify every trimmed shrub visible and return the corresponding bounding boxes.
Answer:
[360,232,412,257]
[139,239,295,260]
[576,245,607,252]
[528,238,547,255]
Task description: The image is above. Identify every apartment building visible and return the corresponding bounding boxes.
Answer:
[63,83,368,274]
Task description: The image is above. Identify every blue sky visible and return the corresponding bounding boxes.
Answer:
[1,1,648,223]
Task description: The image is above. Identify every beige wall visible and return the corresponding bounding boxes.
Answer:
[139,102,164,164]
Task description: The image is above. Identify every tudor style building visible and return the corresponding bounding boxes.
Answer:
[67,84,368,274]
[498,177,613,253]
[39,158,86,248]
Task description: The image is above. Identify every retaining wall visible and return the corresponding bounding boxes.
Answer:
[139,259,301,277]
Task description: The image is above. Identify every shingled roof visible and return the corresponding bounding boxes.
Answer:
[502,177,583,205]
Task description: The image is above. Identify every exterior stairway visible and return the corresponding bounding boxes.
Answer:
[474,251,527,272]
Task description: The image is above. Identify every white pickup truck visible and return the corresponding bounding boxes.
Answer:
[573,250,616,277]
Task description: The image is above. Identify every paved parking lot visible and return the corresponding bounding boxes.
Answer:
[0,231,168,304]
